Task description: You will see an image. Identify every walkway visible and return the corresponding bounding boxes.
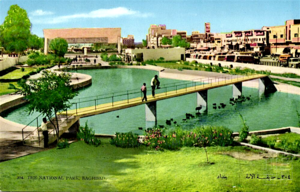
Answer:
[64,74,267,118]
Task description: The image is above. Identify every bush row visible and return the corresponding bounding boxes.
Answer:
[110,132,140,148]
[27,52,69,66]
[110,126,234,150]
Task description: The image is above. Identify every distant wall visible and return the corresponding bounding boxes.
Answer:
[127,48,185,61]
[0,56,28,71]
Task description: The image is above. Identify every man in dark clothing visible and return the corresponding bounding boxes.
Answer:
[141,83,147,102]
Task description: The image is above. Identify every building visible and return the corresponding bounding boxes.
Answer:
[122,35,135,48]
[264,19,300,56]
[43,28,122,54]
[146,24,187,48]
[125,48,185,62]
[223,29,268,54]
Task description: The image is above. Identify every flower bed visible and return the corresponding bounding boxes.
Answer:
[110,126,234,150]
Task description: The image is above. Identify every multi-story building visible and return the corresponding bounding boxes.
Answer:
[122,35,135,48]
[224,29,268,54]
[264,19,300,56]
[146,24,187,48]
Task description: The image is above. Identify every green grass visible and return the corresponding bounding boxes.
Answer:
[259,133,300,153]
[1,139,299,191]
[0,67,36,80]
[0,82,20,96]
[271,78,300,88]
[271,73,300,79]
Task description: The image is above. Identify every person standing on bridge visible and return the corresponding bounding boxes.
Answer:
[141,83,147,102]
[151,75,160,97]
[39,117,48,148]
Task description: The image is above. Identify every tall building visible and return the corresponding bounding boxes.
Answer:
[264,19,300,56]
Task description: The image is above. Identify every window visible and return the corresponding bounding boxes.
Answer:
[273,35,277,38]
[280,34,283,38]
[295,34,299,37]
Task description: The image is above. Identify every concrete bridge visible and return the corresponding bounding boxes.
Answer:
[63,74,276,128]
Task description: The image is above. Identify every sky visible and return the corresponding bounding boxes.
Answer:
[0,0,299,42]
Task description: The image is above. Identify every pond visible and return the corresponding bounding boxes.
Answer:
[2,68,300,135]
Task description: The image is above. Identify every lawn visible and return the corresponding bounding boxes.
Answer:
[0,139,299,192]
[0,67,36,80]
[0,82,20,96]
[257,133,300,153]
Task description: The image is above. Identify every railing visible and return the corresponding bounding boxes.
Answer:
[22,113,43,145]
[68,75,255,114]
[21,74,262,145]
[22,110,72,146]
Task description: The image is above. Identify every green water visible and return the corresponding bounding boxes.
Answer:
[2,68,300,134]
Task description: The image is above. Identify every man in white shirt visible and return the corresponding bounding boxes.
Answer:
[151,75,160,97]
[39,118,48,148]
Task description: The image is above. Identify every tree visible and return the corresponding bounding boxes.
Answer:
[28,34,43,50]
[1,5,31,56]
[161,37,172,45]
[49,38,68,58]
[17,71,78,142]
[142,39,147,47]
[172,35,190,48]
[49,38,68,66]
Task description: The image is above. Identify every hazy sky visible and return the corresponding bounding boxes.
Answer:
[0,0,299,42]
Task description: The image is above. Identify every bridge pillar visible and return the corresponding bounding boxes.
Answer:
[197,90,208,113]
[44,38,48,55]
[233,82,242,99]
[145,101,157,128]
[259,76,277,96]
[84,47,87,56]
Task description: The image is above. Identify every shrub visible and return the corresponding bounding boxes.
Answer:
[144,126,234,150]
[183,61,190,65]
[110,132,140,148]
[57,138,70,149]
[101,53,109,61]
[157,57,165,61]
[21,67,25,72]
[250,134,261,145]
[28,52,40,59]
[190,60,197,65]
[77,122,101,147]
[266,139,276,148]
[109,54,122,61]
[238,113,249,142]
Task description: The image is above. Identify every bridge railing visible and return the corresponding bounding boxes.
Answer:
[22,109,73,146]
[69,75,253,114]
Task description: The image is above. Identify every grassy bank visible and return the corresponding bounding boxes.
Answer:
[271,78,300,88]
[0,67,36,80]
[0,82,21,95]
[1,139,299,192]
